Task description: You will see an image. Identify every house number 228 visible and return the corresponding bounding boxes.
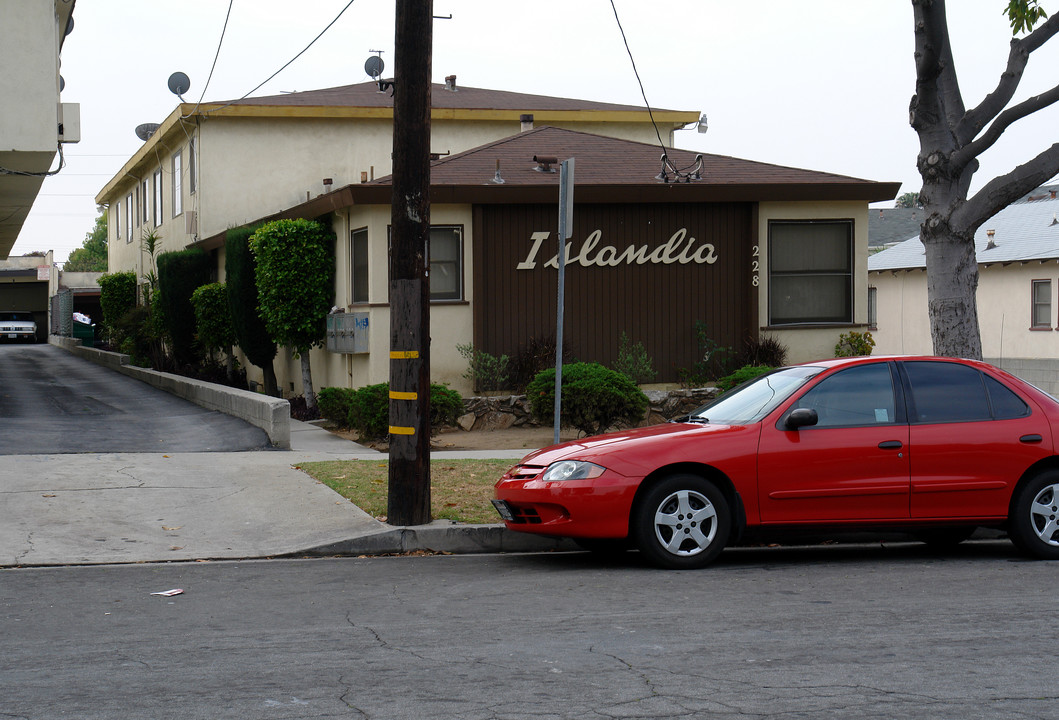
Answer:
[751,246,760,287]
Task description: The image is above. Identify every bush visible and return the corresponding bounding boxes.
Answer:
[113,305,158,368]
[835,330,876,357]
[678,321,736,388]
[156,248,212,367]
[715,365,775,392]
[508,335,574,393]
[317,387,358,427]
[191,283,236,358]
[456,343,509,393]
[527,362,648,436]
[344,382,466,441]
[612,331,657,385]
[740,334,788,368]
[98,271,137,344]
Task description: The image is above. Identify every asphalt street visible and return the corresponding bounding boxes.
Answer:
[0,343,270,453]
[3,544,1056,720]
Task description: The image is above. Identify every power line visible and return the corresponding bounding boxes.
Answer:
[204,0,357,116]
[183,0,234,119]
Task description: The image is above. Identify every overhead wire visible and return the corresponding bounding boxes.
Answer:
[203,0,358,117]
[182,0,235,119]
[608,0,702,183]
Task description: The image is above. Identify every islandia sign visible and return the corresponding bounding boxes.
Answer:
[516,228,719,270]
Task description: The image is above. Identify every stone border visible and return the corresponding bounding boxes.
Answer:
[49,336,291,448]
[457,387,719,432]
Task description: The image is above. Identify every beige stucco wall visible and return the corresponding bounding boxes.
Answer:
[756,201,872,363]
[870,260,1059,360]
[0,1,61,154]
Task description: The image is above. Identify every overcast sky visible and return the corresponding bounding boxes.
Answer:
[16,0,1059,263]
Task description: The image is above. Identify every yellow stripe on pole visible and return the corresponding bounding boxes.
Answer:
[389,391,417,401]
[390,350,419,359]
[389,426,416,435]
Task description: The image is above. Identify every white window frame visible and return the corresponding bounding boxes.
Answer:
[172,151,183,217]
[153,169,163,226]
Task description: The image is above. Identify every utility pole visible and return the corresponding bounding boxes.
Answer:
[387,0,432,526]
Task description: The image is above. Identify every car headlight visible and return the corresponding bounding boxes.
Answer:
[541,460,605,482]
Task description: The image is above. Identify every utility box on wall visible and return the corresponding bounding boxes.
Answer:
[326,312,369,354]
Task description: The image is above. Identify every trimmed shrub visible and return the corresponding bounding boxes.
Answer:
[527,362,649,436]
[342,382,467,440]
[226,224,278,395]
[190,283,236,357]
[456,343,509,393]
[98,271,137,344]
[156,248,211,367]
[715,365,775,392]
[317,387,358,428]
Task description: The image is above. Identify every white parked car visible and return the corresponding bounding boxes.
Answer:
[0,312,38,342]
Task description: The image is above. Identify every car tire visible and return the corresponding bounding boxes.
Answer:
[632,474,730,569]
[1009,471,1059,560]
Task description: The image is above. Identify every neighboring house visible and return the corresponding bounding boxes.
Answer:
[868,206,925,249]
[97,77,698,282]
[868,189,1059,393]
[197,126,898,395]
[0,0,78,260]
[0,252,58,341]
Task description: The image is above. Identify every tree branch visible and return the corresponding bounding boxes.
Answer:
[954,82,1059,167]
[957,13,1059,144]
[954,142,1059,231]
[911,0,966,135]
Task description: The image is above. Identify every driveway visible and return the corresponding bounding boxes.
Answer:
[0,344,270,453]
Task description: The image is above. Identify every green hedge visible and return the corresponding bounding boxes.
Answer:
[317,383,465,441]
[527,362,648,436]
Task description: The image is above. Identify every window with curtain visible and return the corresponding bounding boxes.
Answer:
[768,220,853,324]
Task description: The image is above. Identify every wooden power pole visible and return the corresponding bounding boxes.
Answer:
[387,0,433,526]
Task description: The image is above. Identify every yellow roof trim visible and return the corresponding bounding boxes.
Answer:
[96,106,192,203]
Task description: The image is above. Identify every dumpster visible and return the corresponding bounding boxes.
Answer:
[72,320,94,347]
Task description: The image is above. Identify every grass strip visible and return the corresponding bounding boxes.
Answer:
[297,458,515,524]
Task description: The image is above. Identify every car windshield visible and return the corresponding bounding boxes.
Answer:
[0,312,32,322]
[686,366,823,426]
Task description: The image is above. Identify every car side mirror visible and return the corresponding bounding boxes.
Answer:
[785,408,818,430]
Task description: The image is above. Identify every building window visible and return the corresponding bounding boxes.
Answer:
[141,178,150,225]
[126,193,133,243]
[153,170,163,226]
[172,151,183,217]
[867,286,878,330]
[386,225,465,301]
[428,226,463,300]
[188,138,197,195]
[351,228,369,304]
[768,220,853,325]
[115,201,122,244]
[1032,279,1051,329]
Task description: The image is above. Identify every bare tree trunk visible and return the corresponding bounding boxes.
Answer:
[301,353,316,412]
[921,216,982,359]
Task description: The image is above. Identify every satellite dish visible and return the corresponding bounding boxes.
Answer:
[168,71,191,99]
[364,55,385,79]
[135,123,161,142]
[59,75,65,92]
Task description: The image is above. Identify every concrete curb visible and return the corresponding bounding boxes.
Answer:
[300,522,579,557]
[49,336,291,448]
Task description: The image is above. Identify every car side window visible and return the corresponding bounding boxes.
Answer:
[903,361,992,423]
[984,374,1030,419]
[793,363,897,428]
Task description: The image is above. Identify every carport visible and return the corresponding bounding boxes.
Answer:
[0,253,54,342]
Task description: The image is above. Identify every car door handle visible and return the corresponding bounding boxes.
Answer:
[878,441,903,450]
[1020,434,1043,444]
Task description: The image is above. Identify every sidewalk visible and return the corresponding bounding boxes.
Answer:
[0,420,572,568]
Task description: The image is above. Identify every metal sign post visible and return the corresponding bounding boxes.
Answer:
[554,158,575,445]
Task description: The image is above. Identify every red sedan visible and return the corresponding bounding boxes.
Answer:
[493,356,1059,568]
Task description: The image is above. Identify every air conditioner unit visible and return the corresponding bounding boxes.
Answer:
[184,210,197,236]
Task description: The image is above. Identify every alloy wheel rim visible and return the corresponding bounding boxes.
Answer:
[653,489,717,557]
[1029,483,1059,546]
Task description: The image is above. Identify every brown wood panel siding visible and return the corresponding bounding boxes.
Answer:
[473,202,754,383]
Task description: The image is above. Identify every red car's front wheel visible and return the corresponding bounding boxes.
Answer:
[633,474,730,569]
